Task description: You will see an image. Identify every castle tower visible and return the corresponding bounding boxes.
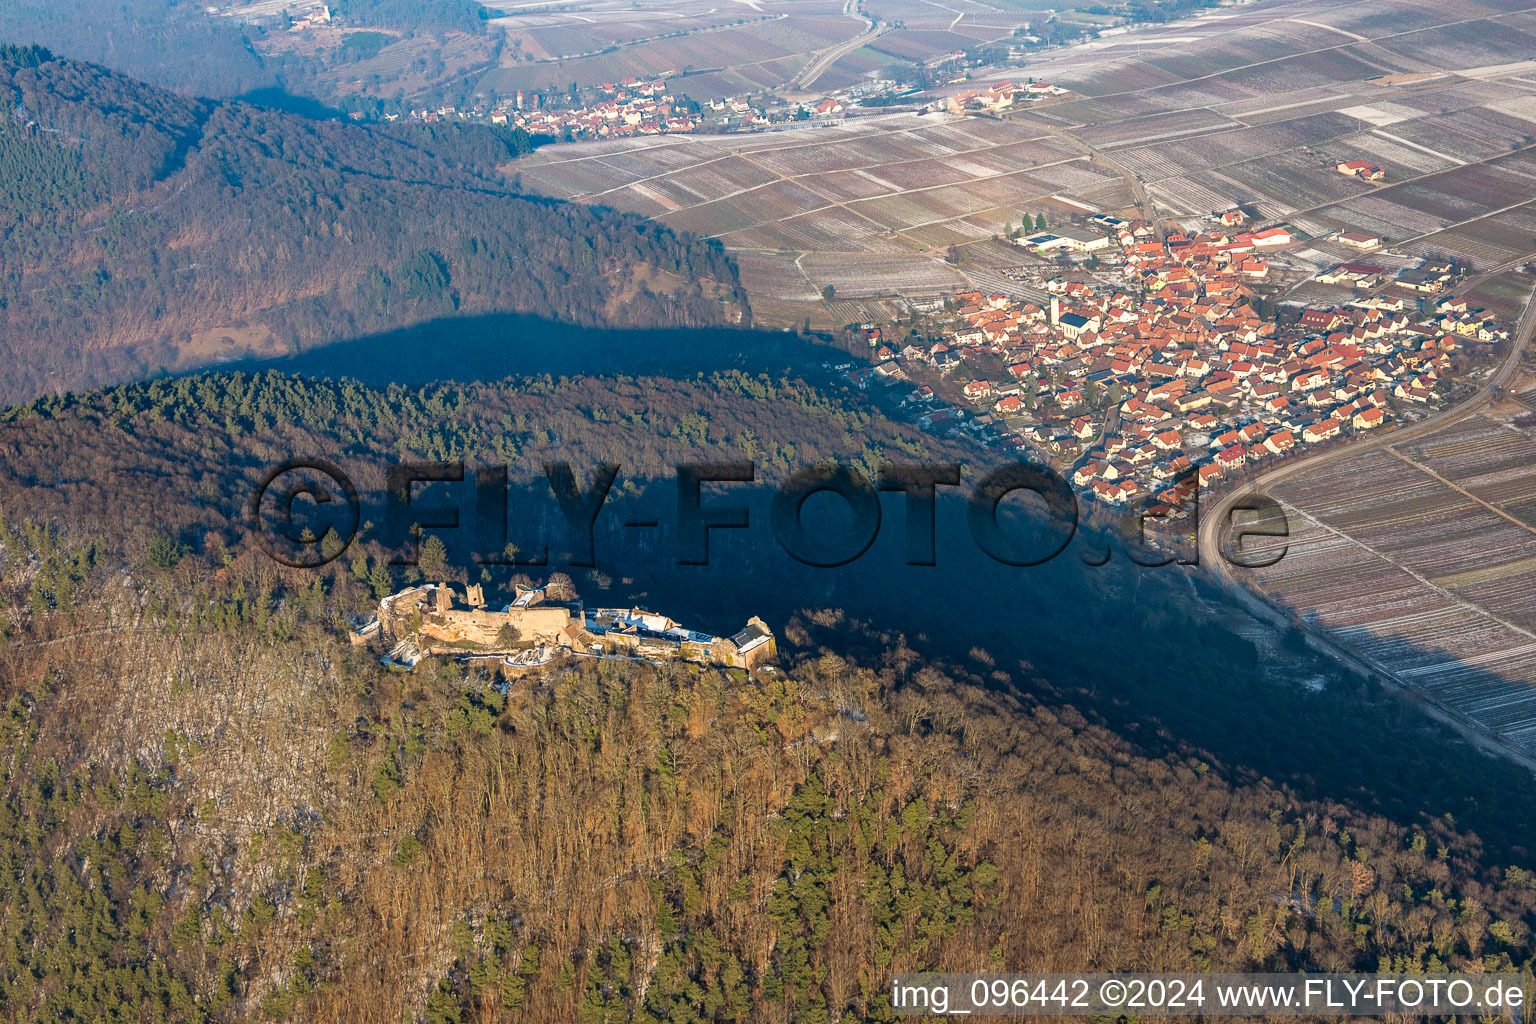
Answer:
[434,584,452,615]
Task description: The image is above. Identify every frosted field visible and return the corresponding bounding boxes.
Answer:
[1249,417,1536,755]
[512,0,1536,318]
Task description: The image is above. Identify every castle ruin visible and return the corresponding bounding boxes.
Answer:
[357,581,776,674]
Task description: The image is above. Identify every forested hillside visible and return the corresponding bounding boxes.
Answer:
[4,495,1536,1022]
[6,367,1536,861]
[3,368,1536,1020]
[0,4,271,97]
[0,48,748,405]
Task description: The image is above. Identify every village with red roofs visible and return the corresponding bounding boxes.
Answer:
[394,72,1070,141]
[847,212,1511,519]
[394,79,706,139]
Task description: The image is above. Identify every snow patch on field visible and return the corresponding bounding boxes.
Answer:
[947,157,1008,178]
[1337,103,1414,127]
[628,183,680,212]
[1098,34,1201,45]
[1049,194,1096,212]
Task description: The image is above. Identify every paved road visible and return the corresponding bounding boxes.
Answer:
[792,0,884,90]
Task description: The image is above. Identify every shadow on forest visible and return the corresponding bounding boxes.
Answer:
[163,307,1536,867]
[209,313,845,388]
[352,472,1536,867]
[231,87,347,121]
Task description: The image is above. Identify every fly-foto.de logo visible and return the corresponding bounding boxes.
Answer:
[247,459,1289,570]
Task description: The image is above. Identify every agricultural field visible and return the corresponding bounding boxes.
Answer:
[1464,268,1536,320]
[516,112,1118,321]
[481,0,1123,99]
[1243,414,1536,757]
[480,9,864,97]
[857,0,1071,76]
[967,0,1536,269]
[505,0,1536,323]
